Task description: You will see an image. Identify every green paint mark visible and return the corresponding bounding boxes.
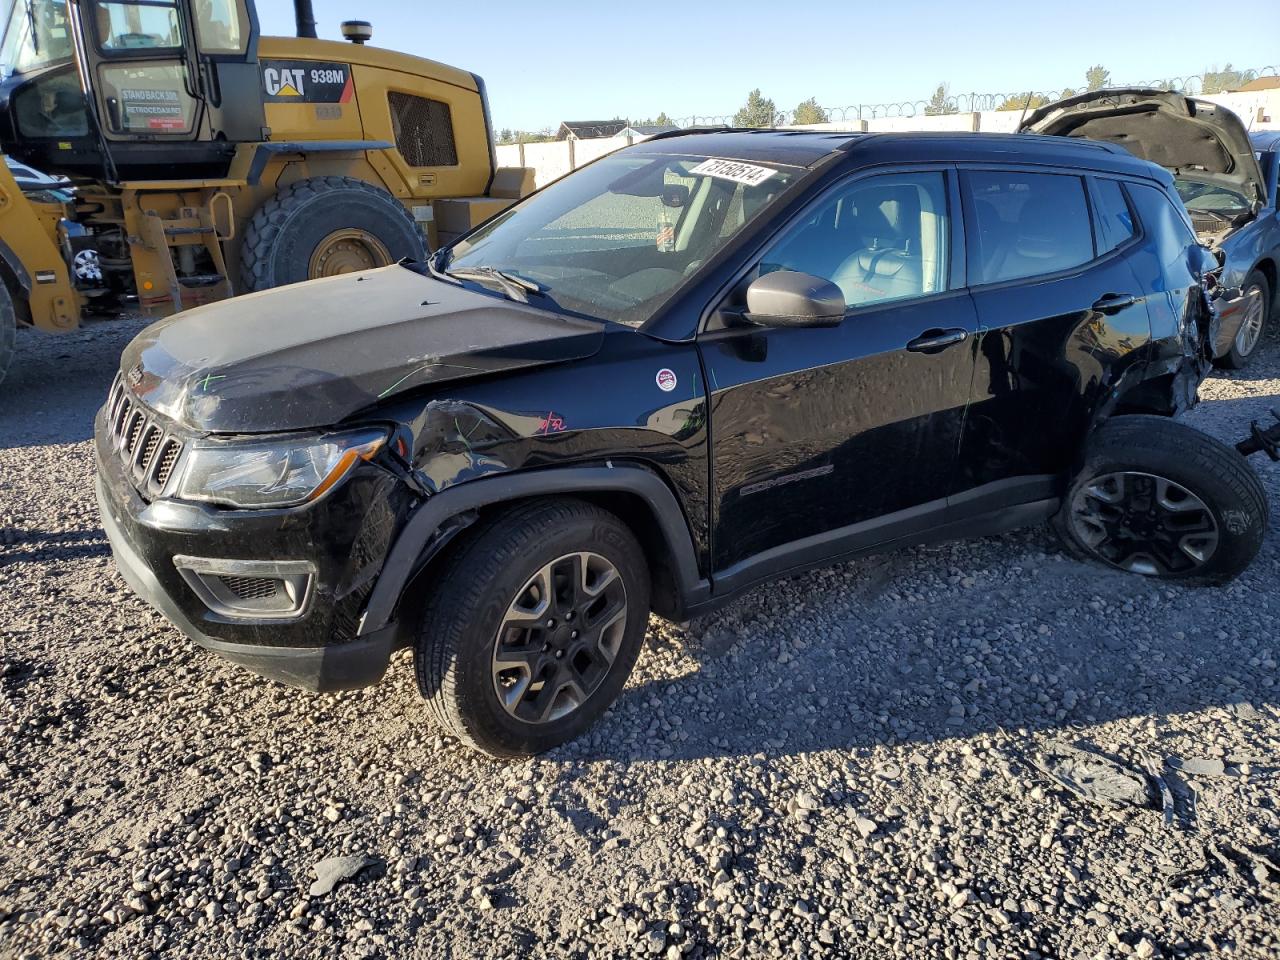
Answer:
[197,373,226,392]
[454,417,473,453]
[378,368,420,399]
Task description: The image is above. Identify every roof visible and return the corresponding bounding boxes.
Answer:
[1233,76,1280,93]
[630,129,862,165]
[622,124,681,136]
[628,128,1165,180]
[1251,131,1280,152]
[557,120,628,140]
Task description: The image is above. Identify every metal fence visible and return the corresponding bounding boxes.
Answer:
[501,66,1280,142]
[666,66,1280,128]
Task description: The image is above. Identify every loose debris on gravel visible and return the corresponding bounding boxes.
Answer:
[1,320,1279,958]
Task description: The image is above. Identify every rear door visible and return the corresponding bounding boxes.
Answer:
[700,167,980,587]
[953,167,1153,506]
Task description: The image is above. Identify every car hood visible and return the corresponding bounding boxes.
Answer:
[1021,88,1265,208]
[121,264,605,433]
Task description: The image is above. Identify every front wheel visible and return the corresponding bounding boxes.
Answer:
[415,498,651,757]
[1054,415,1268,585]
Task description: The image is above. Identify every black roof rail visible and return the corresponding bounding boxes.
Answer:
[638,125,732,142]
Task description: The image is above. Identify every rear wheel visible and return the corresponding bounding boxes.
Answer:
[1054,415,1267,585]
[1217,269,1270,369]
[0,283,16,389]
[239,176,426,292]
[415,498,651,757]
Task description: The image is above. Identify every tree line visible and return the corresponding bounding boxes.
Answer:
[498,64,1259,141]
[926,63,1255,115]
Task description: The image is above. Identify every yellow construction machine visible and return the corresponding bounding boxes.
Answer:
[0,0,531,385]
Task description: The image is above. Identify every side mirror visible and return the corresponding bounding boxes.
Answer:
[743,271,845,328]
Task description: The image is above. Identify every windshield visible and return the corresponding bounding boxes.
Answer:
[0,0,74,76]
[1174,177,1251,215]
[445,152,801,326]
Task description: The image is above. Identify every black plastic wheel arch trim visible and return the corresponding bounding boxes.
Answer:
[356,464,710,638]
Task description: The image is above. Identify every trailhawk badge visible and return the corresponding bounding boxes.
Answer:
[655,368,677,392]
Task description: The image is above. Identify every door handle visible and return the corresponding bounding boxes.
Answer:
[906,327,969,353]
[1092,293,1143,313]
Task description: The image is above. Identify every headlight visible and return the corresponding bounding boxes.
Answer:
[177,429,387,509]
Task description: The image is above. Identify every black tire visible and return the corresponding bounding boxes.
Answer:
[1216,269,1270,370]
[239,176,426,292]
[1054,415,1268,585]
[0,283,16,389]
[415,498,651,758]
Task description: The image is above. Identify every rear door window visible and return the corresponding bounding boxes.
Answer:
[1092,178,1136,254]
[964,171,1095,284]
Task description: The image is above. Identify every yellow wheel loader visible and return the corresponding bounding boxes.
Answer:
[0,0,531,386]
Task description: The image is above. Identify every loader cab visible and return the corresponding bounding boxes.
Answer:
[0,0,265,179]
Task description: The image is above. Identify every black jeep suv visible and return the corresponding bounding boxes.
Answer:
[96,130,1267,756]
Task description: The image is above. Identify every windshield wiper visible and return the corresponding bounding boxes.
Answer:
[445,265,544,303]
[425,247,455,282]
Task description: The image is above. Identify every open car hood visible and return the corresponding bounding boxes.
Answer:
[121,265,604,433]
[1020,88,1265,208]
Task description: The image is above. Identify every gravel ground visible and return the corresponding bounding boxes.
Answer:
[1,317,1279,960]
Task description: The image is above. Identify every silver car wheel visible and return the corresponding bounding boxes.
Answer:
[1069,471,1219,576]
[490,552,628,724]
[1234,281,1267,358]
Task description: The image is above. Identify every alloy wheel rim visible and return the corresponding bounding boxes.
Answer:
[1069,471,1219,576]
[491,552,628,724]
[1234,282,1266,357]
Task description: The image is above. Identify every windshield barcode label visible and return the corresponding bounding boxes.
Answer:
[689,158,778,186]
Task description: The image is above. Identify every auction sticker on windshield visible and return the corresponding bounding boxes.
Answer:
[689,158,777,187]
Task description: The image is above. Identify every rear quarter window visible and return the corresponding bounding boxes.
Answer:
[964,171,1095,285]
[1127,182,1198,279]
[1092,178,1136,254]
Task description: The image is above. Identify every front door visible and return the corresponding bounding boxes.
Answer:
[700,168,980,587]
[70,0,260,145]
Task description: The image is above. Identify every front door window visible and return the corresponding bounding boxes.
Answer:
[762,171,950,307]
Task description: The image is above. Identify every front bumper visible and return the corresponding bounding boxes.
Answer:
[93,408,412,692]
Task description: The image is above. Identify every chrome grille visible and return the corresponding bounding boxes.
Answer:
[124,410,145,456]
[136,424,161,472]
[153,439,181,488]
[104,372,185,496]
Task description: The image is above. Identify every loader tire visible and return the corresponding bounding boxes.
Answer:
[0,283,16,389]
[239,176,427,292]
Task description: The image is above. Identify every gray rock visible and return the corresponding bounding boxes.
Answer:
[309,855,379,897]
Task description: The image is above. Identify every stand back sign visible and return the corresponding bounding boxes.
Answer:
[261,60,354,104]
